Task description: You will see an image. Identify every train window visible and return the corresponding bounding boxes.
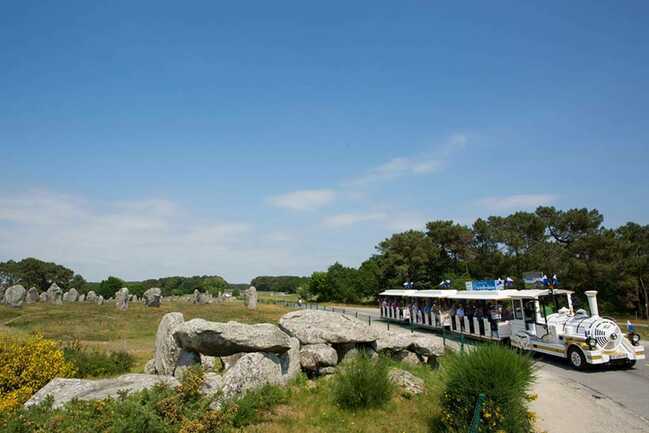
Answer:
[513,300,524,320]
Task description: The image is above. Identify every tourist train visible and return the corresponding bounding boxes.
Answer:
[378,278,645,370]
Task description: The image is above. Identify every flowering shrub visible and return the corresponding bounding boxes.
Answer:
[0,334,76,412]
[437,344,536,433]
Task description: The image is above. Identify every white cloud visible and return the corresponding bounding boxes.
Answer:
[478,194,558,211]
[347,132,466,186]
[350,157,442,185]
[267,189,336,211]
[0,190,298,282]
[322,212,387,228]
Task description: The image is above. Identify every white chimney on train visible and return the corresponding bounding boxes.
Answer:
[585,290,599,317]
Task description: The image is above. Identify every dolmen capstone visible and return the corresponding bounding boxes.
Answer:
[115,287,129,310]
[46,283,63,304]
[25,287,40,303]
[26,308,444,410]
[4,284,26,308]
[63,288,79,303]
[143,287,162,307]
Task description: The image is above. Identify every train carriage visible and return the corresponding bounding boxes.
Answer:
[378,284,645,370]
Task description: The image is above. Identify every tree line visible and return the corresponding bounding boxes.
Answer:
[0,258,230,299]
[249,276,309,294]
[304,207,649,318]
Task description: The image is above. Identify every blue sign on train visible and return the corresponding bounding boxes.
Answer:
[465,280,504,291]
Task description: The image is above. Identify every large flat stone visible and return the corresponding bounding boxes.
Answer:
[173,319,292,356]
[279,310,377,345]
[24,374,179,409]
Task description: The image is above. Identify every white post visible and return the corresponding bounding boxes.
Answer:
[585,291,599,317]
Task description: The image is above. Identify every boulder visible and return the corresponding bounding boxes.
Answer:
[373,332,444,358]
[392,350,421,365]
[154,312,185,376]
[78,294,85,303]
[339,345,378,364]
[279,310,377,345]
[4,285,26,307]
[96,295,105,305]
[63,288,79,303]
[39,292,48,303]
[25,287,40,303]
[200,354,218,372]
[115,287,129,310]
[245,286,257,310]
[279,337,301,383]
[143,287,162,307]
[202,373,224,396]
[144,359,157,374]
[318,367,336,376]
[192,289,210,304]
[24,374,179,409]
[221,353,245,370]
[47,283,63,304]
[0,286,5,304]
[85,291,98,303]
[299,343,338,372]
[215,352,284,406]
[388,368,425,397]
[173,319,292,356]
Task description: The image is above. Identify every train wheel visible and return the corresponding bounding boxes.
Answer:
[568,346,587,370]
[623,360,637,369]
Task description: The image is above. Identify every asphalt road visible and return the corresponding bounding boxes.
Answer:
[337,305,649,422]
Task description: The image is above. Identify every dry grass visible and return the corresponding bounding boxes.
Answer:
[0,301,290,370]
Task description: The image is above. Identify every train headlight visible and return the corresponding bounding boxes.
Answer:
[586,337,598,350]
[628,333,641,346]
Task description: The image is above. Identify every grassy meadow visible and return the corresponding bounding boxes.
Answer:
[0,301,290,371]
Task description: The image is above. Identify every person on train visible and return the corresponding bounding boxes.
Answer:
[475,302,485,335]
[456,304,465,331]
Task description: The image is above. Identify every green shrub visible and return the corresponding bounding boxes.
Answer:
[230,383,289,427]
[436,344,536,433]
[62,341,134,378]
[331,354,393,410]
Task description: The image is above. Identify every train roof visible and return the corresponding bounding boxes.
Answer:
[380,288,574,300]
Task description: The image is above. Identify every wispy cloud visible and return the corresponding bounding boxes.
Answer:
[478,194,558,211]
[267,189,336,211]
[347,132,467,186]
[321,212,387,228]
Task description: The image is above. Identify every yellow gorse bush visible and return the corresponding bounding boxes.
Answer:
[0,333,76,412]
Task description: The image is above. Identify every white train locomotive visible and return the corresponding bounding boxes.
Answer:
[379,284,645,369]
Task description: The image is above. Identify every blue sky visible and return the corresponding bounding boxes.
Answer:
[1,1,648,282]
